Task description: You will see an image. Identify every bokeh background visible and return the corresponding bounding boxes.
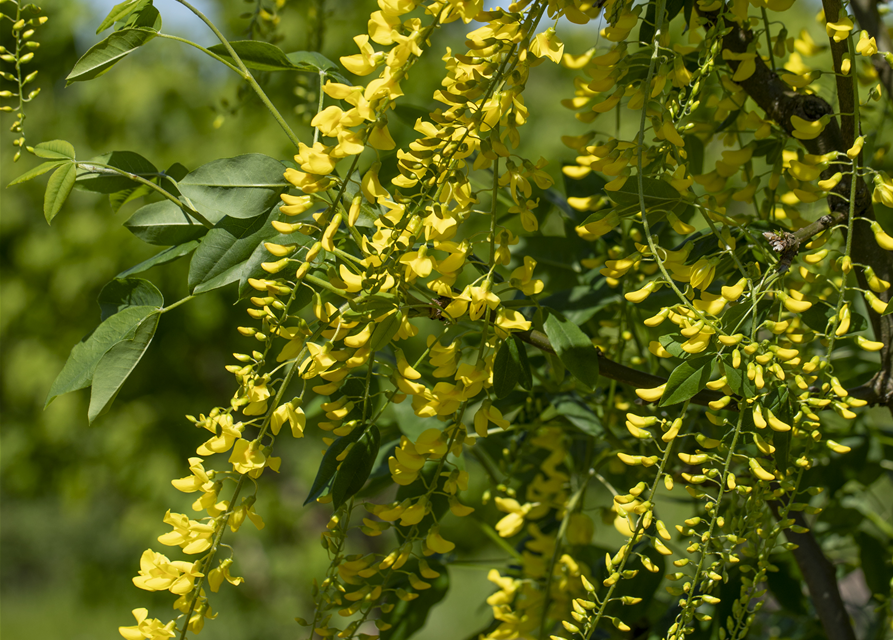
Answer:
[3,2,893,640]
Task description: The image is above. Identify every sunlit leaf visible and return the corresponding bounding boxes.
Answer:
[66,28,158,85]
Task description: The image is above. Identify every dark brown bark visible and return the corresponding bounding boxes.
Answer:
[715,8,893,410]
[771,506,858,640]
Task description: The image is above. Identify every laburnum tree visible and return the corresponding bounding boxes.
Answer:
[4,0,893,639]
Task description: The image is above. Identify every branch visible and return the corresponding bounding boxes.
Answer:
[514,329,727,407]
[710,8,893,410]
[771,505,857,640]
[850,0,893,101]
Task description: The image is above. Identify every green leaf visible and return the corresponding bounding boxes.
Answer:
[7,160,66,186]
[658,333,687,359]
[331,426,381,509]
[380,560,449,640]
[88,312,159,423]
[684,134,704,175]
[882,298,893,316]
[98,278,163,321]
[76,151,157,193]
[124,200,208,245]
[188,205,280,293]
[609,176,686,209]
[858,532,893,597]
[109,182,153,213]
[177,154,287,221]
[287,50,339,72]
[368,311,403,353]
[771,388,792,473]
[543,310,600,388]
[121,3,160,30]
[493,338,521,399]
[659,356,713,407]
[638,0,657,44]
[32,140,76,160]
[539,281,618,325]
[117,241,199,278]
[543,394,602,436]
[44,163,77,223]
[66,28,158,85]
[287,51,349,83]
[96,0,150,33]
[722,357,753,398]
[45,305,160,407]
[190,264,242,294]
[303,427,365,506]
[207,40,297,72]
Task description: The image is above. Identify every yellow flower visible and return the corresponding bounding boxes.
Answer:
[207,558,244,593]
[690,258,718,289]
[531,27,564,64]
[132,549,204,595]
[856,30,878,56]
[340,35,384,76]
[425,526,456,554]
[119,608,177,640]
[399,244,435,279]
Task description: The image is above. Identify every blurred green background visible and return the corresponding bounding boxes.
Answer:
[0,2,584,638]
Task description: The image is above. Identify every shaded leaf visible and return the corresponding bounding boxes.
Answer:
[44,162,77,223]
[177,154,287,221]
[191,261,246,295]
[98,278,163,321]
[76,150,157,194]
[66,28,158,85]
[238,232,313,298]
[208,40,297,71]
[368,311,403,353]
[493,338,521,399]
[303,427,365,506]
[88,312,159,423]
[109,182,154,213]
[543,394,602,436]
[539,281,617,325]
[514,336,533,391]
[858,532,893,597]
[188,204,280,293]
[331,426,381,509]
[116,241,200,278]
[287,51,350,83]
[381,560,449,640]
[124,200,208,245]
[543,310,600,388]
[723,357,753,399]
[660,356,713,407]
[45,305,160,407]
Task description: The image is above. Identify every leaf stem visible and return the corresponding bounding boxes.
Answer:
[173,0,302,151]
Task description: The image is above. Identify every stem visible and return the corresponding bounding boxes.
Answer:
[313,70,325,146]
[154,33,243,75]
[173,0,302,150]
[760,8,775,71]
[76,161,213,227]
[583,404,688,639]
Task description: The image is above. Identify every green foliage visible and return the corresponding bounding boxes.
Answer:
[4,1,893,640]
